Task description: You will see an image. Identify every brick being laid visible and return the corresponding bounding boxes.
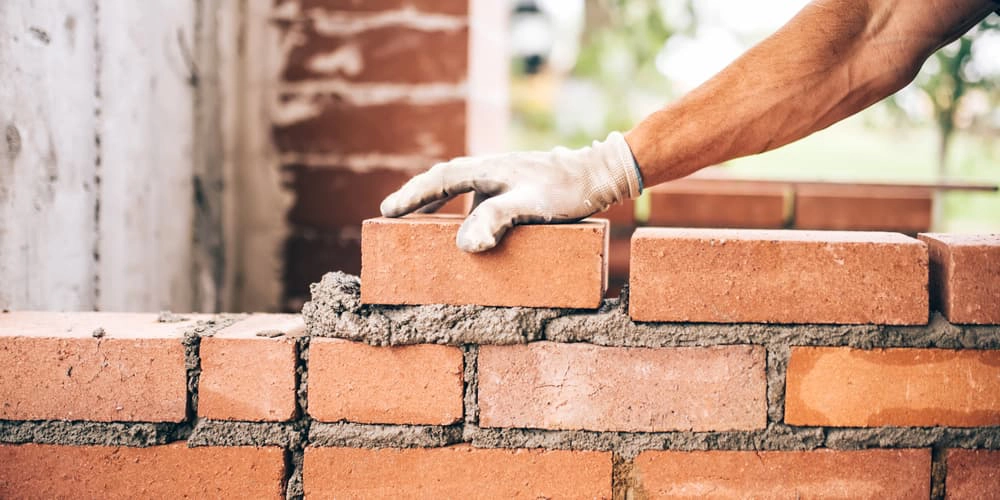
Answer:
[629,228,928,324]
[361,215,608,308]
[785,347,1000,427]
[0,311,193,422]
[919,233,1000,324]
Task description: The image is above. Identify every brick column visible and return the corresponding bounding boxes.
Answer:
[273,0,508,309]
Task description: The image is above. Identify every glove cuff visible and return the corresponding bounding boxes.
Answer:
[594,131,644,204]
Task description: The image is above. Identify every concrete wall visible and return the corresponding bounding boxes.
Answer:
[0,0,289,312]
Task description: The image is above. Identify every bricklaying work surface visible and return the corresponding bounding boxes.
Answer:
[3,225,999,498]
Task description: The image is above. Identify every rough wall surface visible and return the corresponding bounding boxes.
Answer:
[3,275,999,498]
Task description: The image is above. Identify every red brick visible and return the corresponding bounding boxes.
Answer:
[0,443,286,498]
[629,228,928,324]
[795,184,932,233]
[286,0,468,15]
[283,26,468,84]
[947,449,1000,499]
[0,312,192,422]
[478,342,766,432]
[361,215,609,308]
[303,445,611,498]
[648,179,790,228]
[308,338,463,425]
[633,449,930,498]
[786,347,1000,427]
[198,314,303,421]
[919,233,1000,324]
[273,99,465,157]
[286,167,465,230]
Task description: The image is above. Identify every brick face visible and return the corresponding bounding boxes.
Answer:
[308,338,463,425]
[785,347,1000,427]
[273,99,465,157]
[303,446,612,498]
[629,228,928,324]
[478,342,766,432]
[947,449,1000,499]
[647,180,790,229]
[0,443,286,499]
[198,314,303,422]
[0,312,190,422]
[920,233,1000,325]
[361,215,609,308]
[283,26,468,84]
[794,184,932,233]
[633,449,931,498]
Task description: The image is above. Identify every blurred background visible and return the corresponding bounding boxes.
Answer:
[2,0,998,313]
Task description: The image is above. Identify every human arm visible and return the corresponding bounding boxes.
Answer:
[381,0,997,252]
[628,0,998,185]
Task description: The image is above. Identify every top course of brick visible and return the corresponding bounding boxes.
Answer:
[920,233,1000,325]
[629,228,929,325]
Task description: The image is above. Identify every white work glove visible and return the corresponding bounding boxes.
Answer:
[380,131,644,252]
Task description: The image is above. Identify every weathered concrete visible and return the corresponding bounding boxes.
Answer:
[0,421,184,447]
[302,272,566,345]
[308,422,464,448]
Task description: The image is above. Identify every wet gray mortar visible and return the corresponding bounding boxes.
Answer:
[3,271,1000,498]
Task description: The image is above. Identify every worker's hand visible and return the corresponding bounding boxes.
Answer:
[380,131,643,252]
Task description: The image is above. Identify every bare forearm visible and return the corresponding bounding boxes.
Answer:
[626,0,996,186]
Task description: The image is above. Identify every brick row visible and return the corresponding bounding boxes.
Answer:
[0,443,286,498]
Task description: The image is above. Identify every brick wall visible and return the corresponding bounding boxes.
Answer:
[2,227,997,498]
[276,0,507,310]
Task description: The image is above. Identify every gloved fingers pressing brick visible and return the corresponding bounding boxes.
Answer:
[380,160,500,217]
[456,191,541,252]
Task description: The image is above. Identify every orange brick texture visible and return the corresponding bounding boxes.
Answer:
[198,314,303,421]
[632,449,931,498]
[946,449,1000,499]
[920,233,1000,325]
[0,312,191,422]
[361,215,608,308]
[786,347,1000,427]
[629,228,928,324]
[303,446,612,499]
[0,443,286,498]
[308,338,464,425]
[478,342,766,432]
